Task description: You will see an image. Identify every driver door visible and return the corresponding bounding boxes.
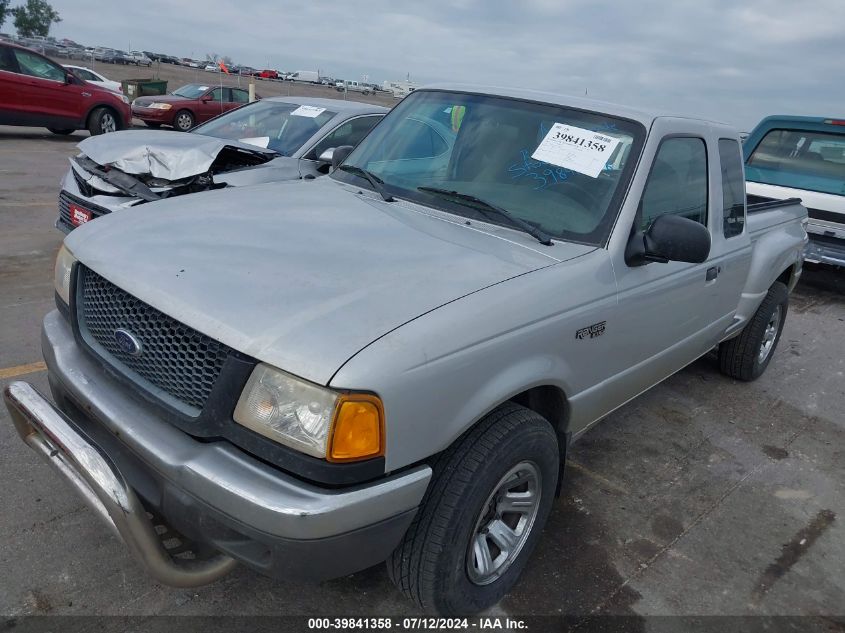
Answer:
[11,47,87,127]
[197,87,227,122]
[608,120,730,402]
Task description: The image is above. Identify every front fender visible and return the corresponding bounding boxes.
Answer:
[330,249,615,471]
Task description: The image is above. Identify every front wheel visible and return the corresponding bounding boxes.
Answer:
[388,403,559,615]
[173,109,194,131]
[719,281,789,381]
[87,107,119,135]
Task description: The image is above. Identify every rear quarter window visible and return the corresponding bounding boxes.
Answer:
[719,139,745,238]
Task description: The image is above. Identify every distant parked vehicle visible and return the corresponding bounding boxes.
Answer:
[131,83,255,131]
[101,50,131,65]
[259,69,279,79]
[204,63,218,72]
[0,41,131,135]
[128,51,153,67]
[57,97,387,230]
[64,65,122,93]
[336,80,371,95]
[287,70,320,83]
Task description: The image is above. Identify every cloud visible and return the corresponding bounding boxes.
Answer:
[47,0,844,129]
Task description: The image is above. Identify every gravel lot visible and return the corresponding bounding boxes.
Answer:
[0,115,843,625]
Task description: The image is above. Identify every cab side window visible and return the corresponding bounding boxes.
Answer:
[13,48,65,81]
[308,116,382,159]
[232,89,249,103]
[718,139,746,238]
[640,137,708,230]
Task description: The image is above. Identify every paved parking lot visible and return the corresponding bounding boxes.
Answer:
[0,125,842,623]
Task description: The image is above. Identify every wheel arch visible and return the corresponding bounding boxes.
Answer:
[775,263,800,292]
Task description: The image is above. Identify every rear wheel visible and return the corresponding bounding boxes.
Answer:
[388,403,559,615]
[173,109,194,131]
[47,128,74,135]
[87,107,119,135]
[719,281,789,381]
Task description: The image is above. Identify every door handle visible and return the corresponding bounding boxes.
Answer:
[706,266,720,281]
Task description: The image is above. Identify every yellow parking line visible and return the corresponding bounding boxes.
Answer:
[0,361,47,379]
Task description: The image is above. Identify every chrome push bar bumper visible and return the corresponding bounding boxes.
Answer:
[4,381,237,588]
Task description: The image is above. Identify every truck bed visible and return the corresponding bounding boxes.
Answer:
[746,196,806,237]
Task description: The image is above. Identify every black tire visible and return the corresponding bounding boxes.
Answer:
[48,128,74,135]
[388,403,559,615]
[144,121,162,128]
[173,109,194,131]
[719,281,788,381]
[87,107,120,135]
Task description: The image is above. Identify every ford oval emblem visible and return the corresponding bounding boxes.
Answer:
[114,329,143,356]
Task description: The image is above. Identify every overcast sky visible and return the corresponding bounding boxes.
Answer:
[43,0,843,129]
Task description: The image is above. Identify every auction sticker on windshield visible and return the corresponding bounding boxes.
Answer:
[291,105,327,118]
[531,123,620,178]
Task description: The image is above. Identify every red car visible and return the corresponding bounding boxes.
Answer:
[259,69,279,79]
[131,83,255,131]
[0,41,132,135]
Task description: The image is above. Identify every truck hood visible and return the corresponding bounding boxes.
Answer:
[66,178,593,385]
[77,130,278,181]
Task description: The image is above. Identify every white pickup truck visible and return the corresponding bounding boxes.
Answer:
[5,86,807,615]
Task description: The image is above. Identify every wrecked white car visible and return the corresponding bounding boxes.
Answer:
[57,97,387,232]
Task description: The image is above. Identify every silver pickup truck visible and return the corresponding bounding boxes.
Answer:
[5,85,807,615]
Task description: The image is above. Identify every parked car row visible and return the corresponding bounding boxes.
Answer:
[4,84,811,618]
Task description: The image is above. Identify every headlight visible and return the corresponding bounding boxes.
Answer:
[54,244,76,305]
[234,363,384,461]
[147,102,172,110]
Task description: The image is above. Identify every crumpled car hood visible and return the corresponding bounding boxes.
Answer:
[66,178,592,385]
[76,130,278,181]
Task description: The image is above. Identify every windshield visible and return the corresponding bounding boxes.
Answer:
[192,100,337,156]
[746,128,845,197]
[333,90,644,245]
[172,84,211,99]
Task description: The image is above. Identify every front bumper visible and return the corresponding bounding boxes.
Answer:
[4,311,431,585]
[131,105,174,124]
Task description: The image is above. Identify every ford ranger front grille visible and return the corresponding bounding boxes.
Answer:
[76,266,231,415]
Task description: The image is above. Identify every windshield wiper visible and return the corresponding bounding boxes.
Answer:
[338,165,394,202]
[417,186,553,246]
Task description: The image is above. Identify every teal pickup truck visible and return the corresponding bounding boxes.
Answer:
[745,116,845,266]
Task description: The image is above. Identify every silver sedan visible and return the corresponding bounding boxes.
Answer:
[57,97,388,232]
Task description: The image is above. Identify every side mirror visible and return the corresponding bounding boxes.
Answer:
[201,95,212,102]
[317,147,335,164]
[625,214,710,266]
[65,72,78,85]
[331,145,354,170]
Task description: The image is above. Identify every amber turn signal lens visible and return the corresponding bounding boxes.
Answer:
[327,395,384,462]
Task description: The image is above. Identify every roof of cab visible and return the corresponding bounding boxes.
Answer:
[418,83,659,126]
[262,96,389,114]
